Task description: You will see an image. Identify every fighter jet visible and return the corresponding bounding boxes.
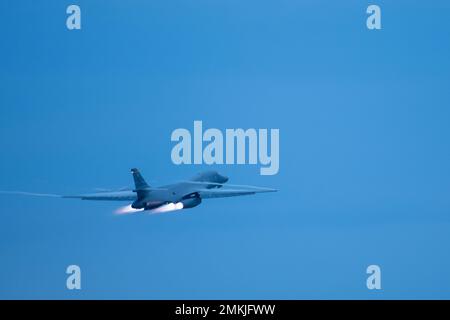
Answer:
[59,168,277,214]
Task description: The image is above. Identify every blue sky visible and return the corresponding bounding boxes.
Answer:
[1,0,450,299]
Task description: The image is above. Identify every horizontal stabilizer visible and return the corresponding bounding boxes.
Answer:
[0,191,62,198]
[63,191,137,201]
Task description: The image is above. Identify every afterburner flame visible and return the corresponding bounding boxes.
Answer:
[151,202,184,213]
[115,204,144,215]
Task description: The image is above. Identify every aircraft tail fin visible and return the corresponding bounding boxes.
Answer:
[131,168,150,191]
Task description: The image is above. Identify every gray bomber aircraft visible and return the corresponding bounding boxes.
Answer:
[62,168,277,214]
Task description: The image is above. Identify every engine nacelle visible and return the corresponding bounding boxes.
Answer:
[132,200,166,210]
[131,200,145,209]
[180,195,202,209]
